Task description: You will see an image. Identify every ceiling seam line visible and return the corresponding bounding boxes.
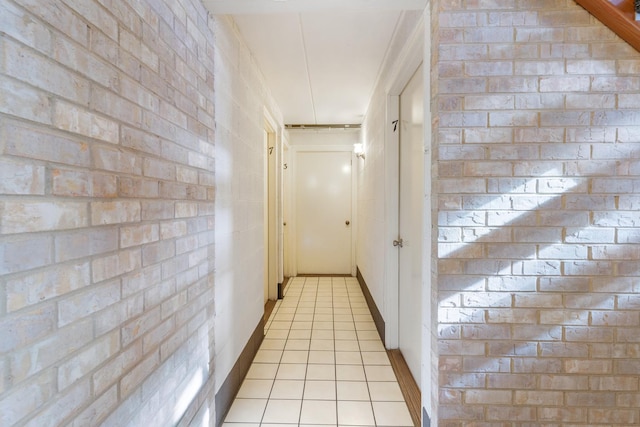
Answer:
[363,10,406,119]
[298,13,318,125]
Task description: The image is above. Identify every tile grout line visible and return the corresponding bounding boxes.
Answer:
[223,276,413,426]
[333,277,339,426]
[301,275,313,425]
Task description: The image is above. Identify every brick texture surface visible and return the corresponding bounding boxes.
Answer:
[0,0,216,425]
[434,0,640,425]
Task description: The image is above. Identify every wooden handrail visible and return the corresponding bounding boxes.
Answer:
[574,0,640,52]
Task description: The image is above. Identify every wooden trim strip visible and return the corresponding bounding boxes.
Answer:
[355,267,385,343]
[388,349,421,427]
[575,0,640,52]
[354,269,420,425]
[214,318,265,427]
[264,299,277,324]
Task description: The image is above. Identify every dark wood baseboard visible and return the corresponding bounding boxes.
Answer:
[355,267,385,344]
[214,318,264,427]
[388,349,421,427]
[264,299,276,324]
[355,268,420,425]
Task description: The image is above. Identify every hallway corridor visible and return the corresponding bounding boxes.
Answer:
[222,277,414,426]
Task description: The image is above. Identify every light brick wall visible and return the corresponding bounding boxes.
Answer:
[0,0,216,425]
[212,15,284,394]
[434,0,640,425]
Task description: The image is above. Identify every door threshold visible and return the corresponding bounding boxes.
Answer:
[296,273,352,277]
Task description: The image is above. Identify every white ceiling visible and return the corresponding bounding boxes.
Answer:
[202,0,427,125]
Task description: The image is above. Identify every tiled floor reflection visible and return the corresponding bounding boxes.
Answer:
[222,276,414,427]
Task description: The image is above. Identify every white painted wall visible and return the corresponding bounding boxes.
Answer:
[357,9,434,420]
[357,11,424,323]
[288,128,360,147]
[213,16,284,394]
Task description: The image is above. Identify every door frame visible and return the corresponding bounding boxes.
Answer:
[383,12,426,349]
[290,144,358,277]
[282,134,292,280]
[383,8,433,420]
[265,108,282,301]
[398,62,426,388]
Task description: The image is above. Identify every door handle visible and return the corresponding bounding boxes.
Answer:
[345,220,350,226]
[393,238,404,248]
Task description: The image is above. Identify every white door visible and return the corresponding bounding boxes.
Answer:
[398,64,424,386]
[264,127,277,303]
[296,151,352,274]
[263,130,269,304]
[283,145,291,278]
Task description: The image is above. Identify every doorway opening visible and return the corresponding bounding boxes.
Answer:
[381,10,432,423]
[398,62,425,387]
[287,129,359,278]
[264,117,278,305]
[294,149,353,275]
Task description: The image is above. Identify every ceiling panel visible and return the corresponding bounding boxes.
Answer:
[204,1,426,125]
[203,0,427,14]
[301,10,401,124]
[233,14,316,123]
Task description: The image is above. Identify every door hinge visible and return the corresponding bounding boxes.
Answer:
[393,238,403,248]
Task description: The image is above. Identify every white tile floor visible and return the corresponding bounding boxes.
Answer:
[222,276,415,427]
